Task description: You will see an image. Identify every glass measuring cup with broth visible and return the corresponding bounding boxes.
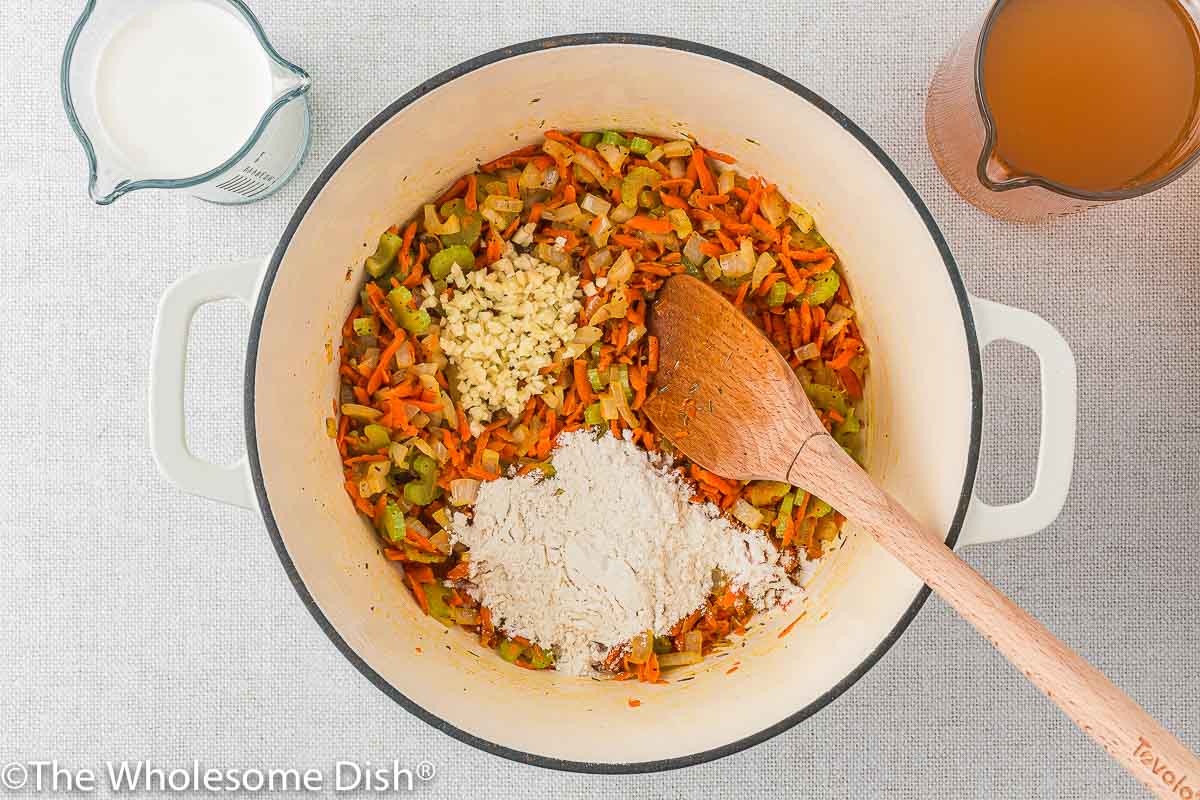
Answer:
[62,0,311,205]
[926,0,1200,222]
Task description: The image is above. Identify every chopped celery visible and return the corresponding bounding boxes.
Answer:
[424,582,454,626]
[805,270,840,306]
[402,542,447,563]
[387,286,413,317]
[411,453,437,480]
[584,401,604,426]
[497,638,524,663]
[621,166,662,208]
[429,244,475,279]
[341,403,382,421]
[365,230,403,278]
[637,188,660,209]
[614,364,633,399]
[353,316,378,337]
[362,424,391,451]
[358,461,390,498]
[809,498,833,519]
[438,199,484,247]
[667,208,693,239]
[803,383,850,416]
[590,341,603,357]
[587,367,607,392]
[403,478,437,507]
[834,407,861,438]
[578,131,602,148]
[766,280,789,307]
[527,644,555,669]
[600,130,628,147]
[400,307,431,335]
[746,480,790,506]
[775,491,797,537]
[629,136,653,156]
[380,502,405,543]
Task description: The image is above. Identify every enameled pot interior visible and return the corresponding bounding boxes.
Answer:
[248,39,976,769]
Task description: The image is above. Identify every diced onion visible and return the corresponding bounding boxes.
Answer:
[626,324,646,348]
[609,203,636,224]
[432,438,450,465]
[543,202,580,222]
[827,303,855,324]
[667,158,687,179]
[760,189,789,227]
[590,214,613,247]
[542,138,575,164]
[542,166,560,190]
[719,251,752,278]
[657,651,703,668]
[595,142,628,171]
[541,385,563,410]
[751,251,776,290]
[423,204,461,235]
[580,193,612,217]
[409,436,437,460]
[483,195,523,213]
[825,317,851,342]
[627,631,653,664]
[702,257,722,281]
[393,340,414,368]
[610,381,639,428]
[794,342,821,361]
[661,140,694,158]
[518,161,544,189]
[587,248,613,272]
[732,498,765,529]
[481,448,501,475]
[574,326,603,346]
[608,250,635,287]
[389,442,409,468]
[408,517,432,539]
[573,150,605,181]
[683,232,706,266]
[645,145,664,162]
[450,607,480,626]
[510,424,529,444]
[428,529,451,554]
[788,203,815,233]
[684,630,703,654]
[717,168,736,195]
[599,394,618,421]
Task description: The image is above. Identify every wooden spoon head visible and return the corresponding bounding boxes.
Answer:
[643,275,826,482]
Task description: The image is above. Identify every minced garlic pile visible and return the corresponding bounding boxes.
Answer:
[438,244,581,434]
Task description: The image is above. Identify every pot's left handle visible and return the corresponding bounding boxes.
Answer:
[149,258,265,509]
[957,297,1077,547]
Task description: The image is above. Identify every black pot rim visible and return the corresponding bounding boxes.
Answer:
[244,32,982,775]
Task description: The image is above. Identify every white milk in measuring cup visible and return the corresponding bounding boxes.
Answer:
[63,0,311,204]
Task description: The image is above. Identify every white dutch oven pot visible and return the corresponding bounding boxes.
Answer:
[149,36,1076,772]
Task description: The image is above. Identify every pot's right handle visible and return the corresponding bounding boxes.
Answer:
[149,258,264,509]
[957,297,1077,547]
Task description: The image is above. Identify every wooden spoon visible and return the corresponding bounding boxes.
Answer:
[644,275,1198,798]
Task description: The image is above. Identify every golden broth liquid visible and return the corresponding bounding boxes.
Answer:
[982,0,1200,193]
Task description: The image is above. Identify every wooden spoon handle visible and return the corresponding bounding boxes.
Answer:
[790,435,1200,798]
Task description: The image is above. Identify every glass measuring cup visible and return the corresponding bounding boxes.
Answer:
[62,0,312,205]
[926,0,1200,222]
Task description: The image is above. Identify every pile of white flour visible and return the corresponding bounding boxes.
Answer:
[451,430,800,676]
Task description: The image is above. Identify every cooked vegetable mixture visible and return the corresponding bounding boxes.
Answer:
[333,130,868,680]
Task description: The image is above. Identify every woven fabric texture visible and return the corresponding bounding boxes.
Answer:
[1,2,1197,798]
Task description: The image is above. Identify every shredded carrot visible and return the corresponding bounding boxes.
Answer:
[691,148,716,194]
[626,215,672,234]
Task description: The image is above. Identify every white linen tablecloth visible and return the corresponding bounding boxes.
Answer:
[1,2,1197,797]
